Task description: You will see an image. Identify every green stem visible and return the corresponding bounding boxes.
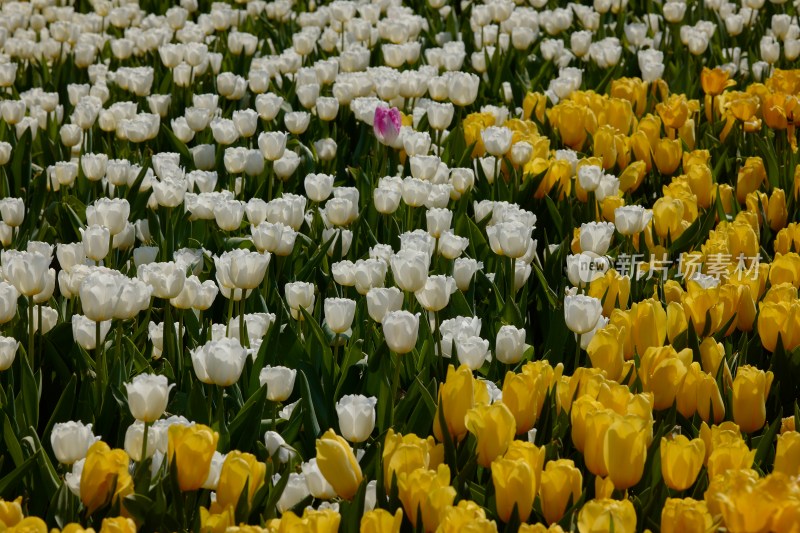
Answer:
[96,319,106,390]
[508,257,516,306]
[574,334,582,373]
[226,296,235,337]
[389,351,401,428]
[177,310,184,386]
[140,421,150,467]
[239,297,247,348]
[28,298,34,367]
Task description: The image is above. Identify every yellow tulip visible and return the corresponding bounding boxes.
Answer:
[685,164,713,209]
[704,469,777,533]
[718,283,756,335]
[699,421,741,463]
[215,451,266,510]
[200,506,234,533]
[437,500,498,533]
[769,252,800,289]
[610,78,647,116]
[360,509,402,533]
[698,338,730,384]
[657,94,691,130]
[577,499,636,533]
[492,458,535,523]
[583,409,617,477]
[539,459,582,525]
[56,524,96,533]
[757,300,800,352]
[653,138,682,176]
[630,299,667,358]
[666,302,687,343]
[701,67,735,96]
[618,160,647,193]
[603,416,649,490]
[593,125,618,169]
[518,525,566,533]
[547,100,591,149]
[732,365,774,433]
[682,282,724,337]
[706,438,755,479]
[382,430,442,490]
[588,270,631,317]
[774,431,800,477]
[434,365,477,442]
[522,92,547,123]
[660,435,705,491]
[99,518,136,533]
[586,325,625,383]
[768,189,788,231]
[502,371,539,434]
[504,440,545,492]
[167,424,219,492]
[630,131,652,172]
[570,396,603,453]
[80,442,133,515]
[692,366,726,424]
[397,464,455,532]
[610,101,635,139]
[0,497,23,528]
[316,429,363,500]
[660,498,713,533]
[736,157,766,204]
[639,346,691,410]
[653,197,685,240]
[465,403,516,467]
[5,517,47,533]
[594,476,615,500]
[679,118,696,151]
[275,509,340,533]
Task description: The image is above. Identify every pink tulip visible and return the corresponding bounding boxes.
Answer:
[373,106,401,146]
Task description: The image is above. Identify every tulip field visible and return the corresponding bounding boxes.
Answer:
[3,0,800,531]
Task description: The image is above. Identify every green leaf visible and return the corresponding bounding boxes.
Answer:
[0,451,39,498]
[43,375,77,449]
[299,370,322,443]
[3,414,24,467]
[229,384,268,453]
[754,409,782,469]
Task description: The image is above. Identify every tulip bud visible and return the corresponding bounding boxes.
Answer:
[316,429,364,500]
[577,499,637,533]
[215,451,266,509]
[50,421,99,465]
[258,365,297,402]
[732,365,774,433]
[492,457,535,523]
[397,464,455,531]
[302,458,337,499]
[660,435,705,491]
[382,310,420,354]
[564,294,603,335]
[324,297,357,334]
[190,338,248,386]
[167,423,219,491]
[660,498,713,533]
[80,442,133,515]
[361,509,403,533]
[336,394,377,443]
[495,325,526,365]
[125,373,173,423]
[774,431,800,477]
[539,459,582,525]
[465,402,516,467]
